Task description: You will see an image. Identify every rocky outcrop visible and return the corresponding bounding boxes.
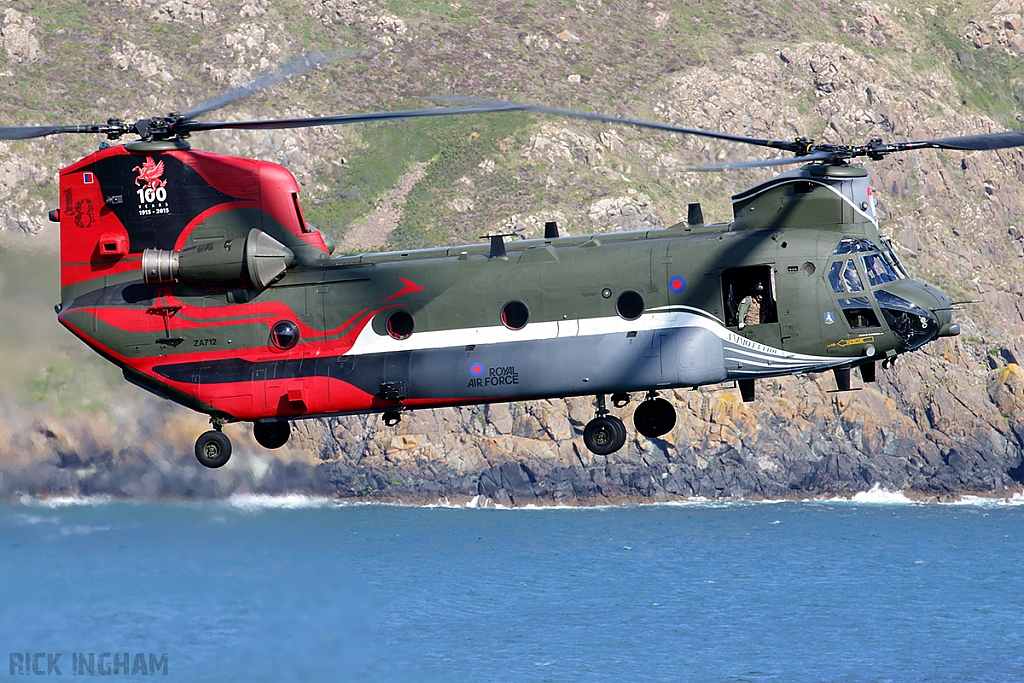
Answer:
[587,191,662,231]
[309,0,409,46]
[962,0,1024,53]
[111,41,175,84]
[150,0,218,25]
[2,9,39,64]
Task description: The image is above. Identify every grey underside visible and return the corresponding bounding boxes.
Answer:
[365,327,731,401]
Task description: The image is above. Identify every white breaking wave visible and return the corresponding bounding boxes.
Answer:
[20,494,116,508]
[822,485,1024,507]
[58,524,112,536]
[949,492,1024,507]
[847,484,918,505]
[224,493,337,511]
[11,489,1024,510]
[661,497,756,508]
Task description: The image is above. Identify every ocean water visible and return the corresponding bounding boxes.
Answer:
[3,492,1024,682]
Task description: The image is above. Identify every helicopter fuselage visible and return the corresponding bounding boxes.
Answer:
[53,141,956,460]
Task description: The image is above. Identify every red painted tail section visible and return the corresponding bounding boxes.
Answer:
[55,142,334,421]
[57,142,328,299]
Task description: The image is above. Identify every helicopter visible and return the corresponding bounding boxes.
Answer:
[7,56,1019,469]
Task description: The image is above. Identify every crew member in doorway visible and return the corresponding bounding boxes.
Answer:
[737,283,765,329]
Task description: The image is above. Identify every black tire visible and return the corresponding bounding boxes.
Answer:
[633,398,676,438]
[253,421,291,449]
[583,415,628,455]
[195,430,232,468]
[609,414,627,448]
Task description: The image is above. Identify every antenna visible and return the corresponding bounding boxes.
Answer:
[480,233,516,259]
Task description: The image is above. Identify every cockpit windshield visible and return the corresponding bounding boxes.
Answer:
[878,236,908,279]
[831,237,906,286]
[863,253,898,286]
[832,237,875,255]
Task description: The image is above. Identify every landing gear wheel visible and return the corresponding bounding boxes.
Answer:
[253,421,291,449]
[195,430,232,468]
[633,398,676,438]
[583,415,627,455]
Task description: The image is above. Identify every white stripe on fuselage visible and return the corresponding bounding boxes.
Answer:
[341,308,845,369]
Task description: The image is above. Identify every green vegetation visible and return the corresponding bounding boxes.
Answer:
[390,111,532,248]
[19,1,92,32]
[924,13,1024,126]
[304,111,531,244]
[0,247,123,415]
[27,361,112,416]
[303,117,445,238]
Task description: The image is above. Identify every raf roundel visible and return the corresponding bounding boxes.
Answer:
[470,362,485,377]
[669,276,686,294]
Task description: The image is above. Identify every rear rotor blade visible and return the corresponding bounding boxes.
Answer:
[178,103,524,135]
[181,50,355,120]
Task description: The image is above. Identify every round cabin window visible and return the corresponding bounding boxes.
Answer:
[386,310,414,340]
[615,290,645,320]
[501,300,530,330]
[271,320,300,349]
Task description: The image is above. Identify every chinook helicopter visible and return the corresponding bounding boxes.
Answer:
[7,57,1020,469]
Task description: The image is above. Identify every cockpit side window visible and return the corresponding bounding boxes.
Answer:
[829,260,866,294]
[842,260,863,292]
[839,296,881,329]
[829,259,864,294]
[828,262,844,293]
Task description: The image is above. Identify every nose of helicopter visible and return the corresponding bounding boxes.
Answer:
[874,280,959,351]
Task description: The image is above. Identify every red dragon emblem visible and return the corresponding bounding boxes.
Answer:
[133,157,166,190]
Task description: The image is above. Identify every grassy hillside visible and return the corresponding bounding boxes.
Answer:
[3,1,1023,249]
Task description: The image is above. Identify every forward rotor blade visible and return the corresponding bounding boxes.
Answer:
[914,129,1024,152]
[178,103,524,135]
[182,50,355,120]
[433,96,809,153]
[685,151,834,172]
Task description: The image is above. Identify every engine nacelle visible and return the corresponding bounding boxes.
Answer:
[142,228,295,290]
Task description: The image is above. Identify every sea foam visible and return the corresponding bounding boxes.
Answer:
[848,484,918,505]
[224,493,336,511]
[20,494,115,508]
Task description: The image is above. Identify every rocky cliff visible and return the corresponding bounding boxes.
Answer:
[2,0,1024,503]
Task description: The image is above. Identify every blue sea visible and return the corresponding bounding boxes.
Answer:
[3,491,1024,682]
